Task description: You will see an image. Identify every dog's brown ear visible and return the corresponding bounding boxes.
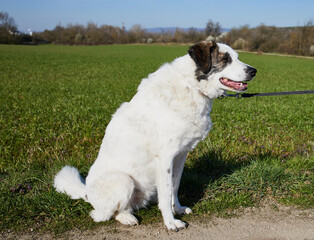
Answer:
[188,40,217,74]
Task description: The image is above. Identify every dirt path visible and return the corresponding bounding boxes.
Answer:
[3,204,313,240]
[236,50,314,60]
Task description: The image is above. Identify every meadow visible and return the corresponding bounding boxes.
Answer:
[0,44,313,234]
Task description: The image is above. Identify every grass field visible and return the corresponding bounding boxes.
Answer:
[0,44,313,234]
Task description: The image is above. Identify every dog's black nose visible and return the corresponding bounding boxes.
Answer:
[246,67,257,78]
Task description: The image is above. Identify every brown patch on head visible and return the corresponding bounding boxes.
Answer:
[188,40,217,76]
[189,41,233,81]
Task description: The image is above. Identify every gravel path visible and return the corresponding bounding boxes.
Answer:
[3,203,313,240]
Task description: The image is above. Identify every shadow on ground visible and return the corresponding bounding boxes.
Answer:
[179,149,278,209]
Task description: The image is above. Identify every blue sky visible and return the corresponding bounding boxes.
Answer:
[2,0,314,32]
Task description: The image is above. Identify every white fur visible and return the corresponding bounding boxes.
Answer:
[54,166,87,200]
[54,43,254,231]
[214,44,254,83]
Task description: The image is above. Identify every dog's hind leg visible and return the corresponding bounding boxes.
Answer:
[86,172,138,224]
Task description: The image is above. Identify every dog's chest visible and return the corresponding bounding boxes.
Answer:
[173,97,213,151]
[183,113,212,150]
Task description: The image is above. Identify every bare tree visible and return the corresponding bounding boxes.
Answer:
[205,20,222,39]
[0,12,19,43]
[0,12,18,32]
[294,20,314,55]
[128,24,147,43]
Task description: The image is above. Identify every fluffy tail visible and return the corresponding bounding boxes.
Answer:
[54,165,87,201]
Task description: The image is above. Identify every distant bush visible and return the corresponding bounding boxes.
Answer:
[220,21,314,56]
[232,38,248,49]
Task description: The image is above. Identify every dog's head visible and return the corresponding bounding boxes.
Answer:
[188,41,257,98]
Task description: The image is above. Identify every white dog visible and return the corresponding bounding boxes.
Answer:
[54,41,256,231]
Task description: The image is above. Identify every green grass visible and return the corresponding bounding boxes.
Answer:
[0,44,313,234]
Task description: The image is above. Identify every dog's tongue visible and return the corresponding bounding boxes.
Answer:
[220,78,247,91]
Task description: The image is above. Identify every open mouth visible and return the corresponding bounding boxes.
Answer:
[219,78,248,91]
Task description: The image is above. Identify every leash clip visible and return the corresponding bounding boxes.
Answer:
[236,93,243,99]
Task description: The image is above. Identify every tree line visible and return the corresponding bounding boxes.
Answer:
[221,22,314,56]
[1,12,313,56]
[36,23,210,45]
[35,20,222,45]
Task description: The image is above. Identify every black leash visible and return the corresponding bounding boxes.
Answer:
[218,90,314,99]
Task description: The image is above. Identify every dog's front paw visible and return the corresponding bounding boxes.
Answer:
[174,206,193,215]
[90,210,109,222]
[115,212,139,226]
[165,219,187,231]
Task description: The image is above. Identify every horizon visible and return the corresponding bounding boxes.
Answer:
[2,0,314,33]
